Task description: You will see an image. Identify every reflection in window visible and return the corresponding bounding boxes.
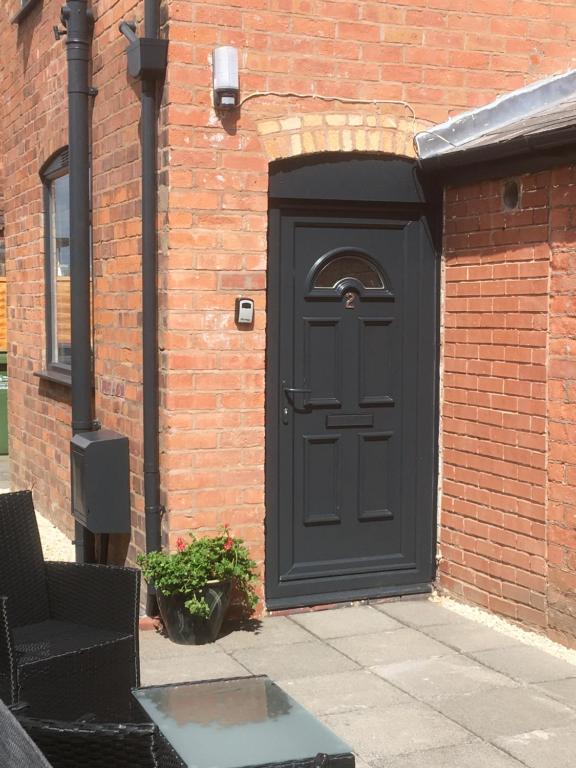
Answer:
[314,253,384,289]
[51,175,70,277]
[43,151,72,370]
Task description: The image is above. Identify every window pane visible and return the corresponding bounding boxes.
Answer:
[314,254,384,289]
[49,174,71,367]
[53,175,70,277]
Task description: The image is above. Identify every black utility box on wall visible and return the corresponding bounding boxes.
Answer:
[126,38,169,80]
[71,430,131,534]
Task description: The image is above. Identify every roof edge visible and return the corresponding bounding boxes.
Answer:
[415,68,576,161]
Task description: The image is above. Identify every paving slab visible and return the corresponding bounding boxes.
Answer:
[231,641,359,680]
[140,630,228,659]
[290,606,402,638]
[534,677,576,710]
[375,600,469,628]
[281,670,412,716]
[495,724,576,768]
[372,654,515,702]
[139,630,251,685]
[141,649,250,686]
[321,702,473,760]
[423,622,521,653]
[470,644,576,683]
[216,616,312,650]
[374,742,525,768]
[434,685,576,739]
[291,605,402,639]
[330,627,454,667]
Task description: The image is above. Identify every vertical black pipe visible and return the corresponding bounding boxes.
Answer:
[62,0,95,563]
[63,0,93,433]
[142,0,162,615]
[144,0,159,38]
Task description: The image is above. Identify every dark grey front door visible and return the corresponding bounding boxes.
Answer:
[266,157,438,609]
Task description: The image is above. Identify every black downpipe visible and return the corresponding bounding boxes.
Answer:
[119,0,165,614]
[142,0,162,616]
[142,74,162,616]
[144,0,159,39]
[62,0,96,564]
[119,0,168,616]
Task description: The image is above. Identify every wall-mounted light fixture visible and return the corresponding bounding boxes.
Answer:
[213,46,239,110]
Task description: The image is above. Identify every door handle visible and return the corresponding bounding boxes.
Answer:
[282,382,311,421]
[284,386,312,397]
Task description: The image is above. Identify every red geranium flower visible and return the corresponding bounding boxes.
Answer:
[224,537,233,551]
[176,537,186,552]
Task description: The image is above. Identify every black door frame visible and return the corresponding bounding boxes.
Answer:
[264,153,442,611]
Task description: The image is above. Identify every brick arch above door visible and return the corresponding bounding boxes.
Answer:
[255,112,429,162]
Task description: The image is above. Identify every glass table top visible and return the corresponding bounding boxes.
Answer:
[133,676,353,768]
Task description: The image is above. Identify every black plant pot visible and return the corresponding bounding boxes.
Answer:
[157,581,232,645]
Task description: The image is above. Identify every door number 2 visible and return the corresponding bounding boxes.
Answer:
[344,291,356,309]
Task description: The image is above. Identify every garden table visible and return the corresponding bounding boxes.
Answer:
[132,675,355,768]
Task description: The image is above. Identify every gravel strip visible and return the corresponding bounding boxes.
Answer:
[433,592,576,666]
[37,512,75,562]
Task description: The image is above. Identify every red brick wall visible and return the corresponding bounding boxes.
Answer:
[160,0,576,604]
[547,166,576,646]
[3,0,576,622]
[0,0,152,552]
[1,0,71,529]
[441,168,576,646]
[91,0,157,562]
[441,175,550,629]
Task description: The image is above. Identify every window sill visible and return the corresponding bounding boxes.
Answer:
[34,369,72,387]
[11,0,42,24]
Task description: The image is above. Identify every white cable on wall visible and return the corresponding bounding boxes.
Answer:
[238,90,418,122]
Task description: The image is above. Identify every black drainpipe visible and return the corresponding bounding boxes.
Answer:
[120,4,168,615]
[141,1,162,618]
[61,0,97,563]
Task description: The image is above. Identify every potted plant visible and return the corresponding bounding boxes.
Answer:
[137,526,258,645]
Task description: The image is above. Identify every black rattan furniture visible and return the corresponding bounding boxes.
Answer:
[17,713,185,768]
[0,490,140,720]
[10,675,353,768]
[0,699,53,768]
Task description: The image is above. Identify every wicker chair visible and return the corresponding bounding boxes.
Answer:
[17,714,186,768]
[0,491,140,721]
[0,699,53,768]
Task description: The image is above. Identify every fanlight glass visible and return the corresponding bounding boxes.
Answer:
[313,254,384,289]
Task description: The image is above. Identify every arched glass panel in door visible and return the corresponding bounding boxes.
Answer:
[313,252,385,289]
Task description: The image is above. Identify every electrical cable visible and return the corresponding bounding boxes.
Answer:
[238,90,417,122]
